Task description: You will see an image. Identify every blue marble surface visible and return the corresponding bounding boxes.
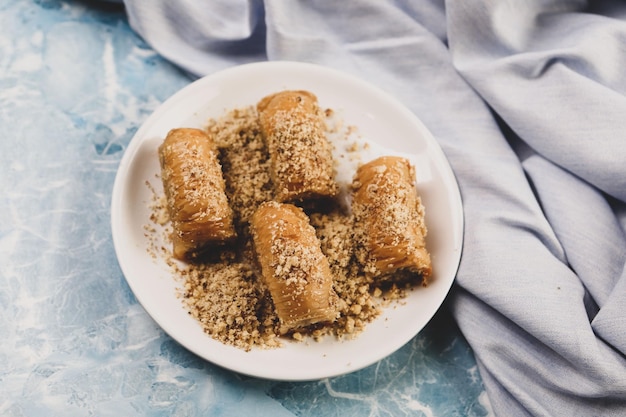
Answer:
[0,1,491,415]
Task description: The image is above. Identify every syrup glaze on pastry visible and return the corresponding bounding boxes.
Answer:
[158,128,236,260]
[250,201,339,334]
[257,90,337,204]
[352,156,431,284]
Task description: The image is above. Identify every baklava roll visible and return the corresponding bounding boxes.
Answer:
[257,90,337,203]
[352,156,432,284]
[158,128,236,260]
[250,201,339,334]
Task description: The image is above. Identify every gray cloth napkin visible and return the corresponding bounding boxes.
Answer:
[122,1,626,415]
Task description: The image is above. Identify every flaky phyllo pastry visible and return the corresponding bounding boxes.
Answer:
[250,201,339,334]
[352,156,432,284]
[158,128,236,260]
[257,90,338,204]
[153,91,435,348]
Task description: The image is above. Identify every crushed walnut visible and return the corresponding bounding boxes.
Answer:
[146,104,419,351]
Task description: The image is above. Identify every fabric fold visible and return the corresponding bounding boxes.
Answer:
[447,0,626,201]
[124,0,267,76]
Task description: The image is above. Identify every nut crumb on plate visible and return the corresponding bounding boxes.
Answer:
[146,97,430,351]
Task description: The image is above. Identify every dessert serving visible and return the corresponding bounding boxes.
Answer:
[352,156,432,283]
[152,90,432,350]
[111,61,463,380]
[257,90,338,203]
[158,128,236,260]
[250,201,340,335]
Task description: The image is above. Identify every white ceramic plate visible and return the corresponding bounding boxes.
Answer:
[111,61,463,381]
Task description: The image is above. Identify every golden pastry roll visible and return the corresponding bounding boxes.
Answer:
[352,156,432,284]
[250,201,339,334]
[257,90,337,203]
[158,128,236,260]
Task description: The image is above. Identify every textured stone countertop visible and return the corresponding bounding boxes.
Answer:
[0,1,490,415]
